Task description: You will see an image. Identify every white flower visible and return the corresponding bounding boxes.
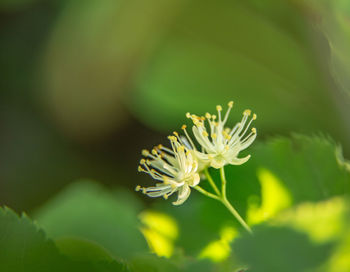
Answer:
[181,101,257,169]
[136,136,200,205]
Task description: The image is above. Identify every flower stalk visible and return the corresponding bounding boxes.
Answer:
[199,167,252,234]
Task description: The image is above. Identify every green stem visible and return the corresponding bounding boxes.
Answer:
[220,167,227,199]
[194,186,220,201]
[221,198,252,234]
[220,167,252,234]
[204,168,221,196]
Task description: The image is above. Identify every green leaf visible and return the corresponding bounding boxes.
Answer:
[55,237,116,262]
[56,237,130,272]
[34,180,148,259]
[0,206,69,272]
[0,206,129,272]
[232,225,334,272]
[126,0,340,136]
[129,254,180,272]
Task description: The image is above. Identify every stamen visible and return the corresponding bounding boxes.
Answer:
[202,131,209,137]
[243,109,251,116]
[142,149,149,156]
[135,185,141,191]
[228,101,234,108]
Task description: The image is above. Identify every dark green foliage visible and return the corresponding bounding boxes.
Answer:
[233,225,334,272]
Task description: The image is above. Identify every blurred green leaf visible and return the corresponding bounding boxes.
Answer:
[305,0,350,95]
[34,180,148,259]
[55,237,115,262]
[0,206,128,272]
[0,206,68,272]
[127,0,341,136]
[129,254,180,272]
[55,237,129,272]
[233,225,334,272]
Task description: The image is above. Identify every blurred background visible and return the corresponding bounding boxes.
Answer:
[1,0,350,213]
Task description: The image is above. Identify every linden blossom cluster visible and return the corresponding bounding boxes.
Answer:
[136,101,257,205]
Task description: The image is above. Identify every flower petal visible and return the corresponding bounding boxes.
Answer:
[172,184,190,205]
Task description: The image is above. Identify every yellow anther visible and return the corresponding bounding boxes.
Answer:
[211,133,217,139]
[223,131,231,140]
[142,188,147,194]
[173,131,179,137]
[177,146,185,152]
[244,109,252,116]
[141,149,149,156]
[202,131,209,137]
[252,113,257,120]
[135,185,141,191]
[168,135,176,141]
[158,144,163,149]
[205,112,211,119]
[181,124,187,130]
[225,145,230,150]
[212,115,217,120]
[137,166,143,172]
[186,151,190,156]
[163,194,169,200]
[252,128,257,134]
[140,159,146,164]
[201,116,205,121]
[216,105,222,111]
[152,149,158,155]
[228,101,234,107]
[186,112,191,118]
[146,159,151,165]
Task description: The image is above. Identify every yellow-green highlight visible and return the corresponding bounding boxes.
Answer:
[272,197,350,272]
[199,226,238,262]
[247,168,292,225]
[274,197,346,243]
[139,211,178,258]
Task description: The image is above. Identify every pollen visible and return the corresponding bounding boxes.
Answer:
[202,131,209,137]
[212,133,217,139]
[138,166,143,172]
[177,146,185,152]
[140,159,146,165]
[186,112,191,118]
[228,101,234,108]
[181,125,187,130]
[252,128,257,134]
[142,149,149,156]
[253,113,257,120]
[135,185,141,191]
[216,105,222,111]
[244,109,251,116]
[205,112,211,119]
